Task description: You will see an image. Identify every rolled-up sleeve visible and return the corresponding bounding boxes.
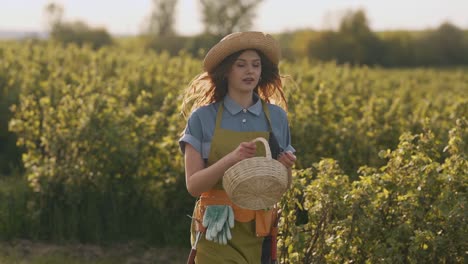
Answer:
[283,124,295,153]
[278,107,295,153]
[179,111,203,155]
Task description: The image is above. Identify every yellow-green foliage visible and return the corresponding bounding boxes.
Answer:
[279,120,466,263]
[0,41,466,262]
[281,60,467,175]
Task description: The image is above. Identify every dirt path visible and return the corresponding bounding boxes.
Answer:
[0,239,188,264]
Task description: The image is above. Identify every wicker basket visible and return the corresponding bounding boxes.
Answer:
[223,137,289,210]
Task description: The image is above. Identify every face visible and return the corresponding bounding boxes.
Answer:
[226,50,262,94]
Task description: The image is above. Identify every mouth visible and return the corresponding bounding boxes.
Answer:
[242,77,255,83]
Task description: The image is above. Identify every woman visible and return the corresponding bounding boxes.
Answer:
[179,31,296,263]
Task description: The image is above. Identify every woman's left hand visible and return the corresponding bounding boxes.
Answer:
[277,151,296,169]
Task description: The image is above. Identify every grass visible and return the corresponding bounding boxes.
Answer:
[0,240,188,264]
[0,177,190,263]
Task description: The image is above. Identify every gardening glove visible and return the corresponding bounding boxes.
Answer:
[215,219,233,245]
[202,205,234,244]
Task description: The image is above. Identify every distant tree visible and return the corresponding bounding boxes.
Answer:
[339,9,371,37]
[308,31,342,62]
[145,0,178,36]
[44,2,64,30]
[337,9,383,65]
[51,22,113,49]
[427,22,467,65]
[183,33,220,57]
[274,31,297,61]
[308,9,383,65]
[199,0,263,37]
[379,31,418,67]
[289,30,319,59]
[43,2,112,49]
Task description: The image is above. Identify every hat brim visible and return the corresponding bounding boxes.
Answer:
[203,31,281,72]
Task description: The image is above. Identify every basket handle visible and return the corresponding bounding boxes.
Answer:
[252,137,272,159]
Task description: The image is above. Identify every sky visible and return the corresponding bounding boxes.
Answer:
[1,0,467,35]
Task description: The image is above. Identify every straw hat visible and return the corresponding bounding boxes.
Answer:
[223,137,290,210]
[203,31,281,72]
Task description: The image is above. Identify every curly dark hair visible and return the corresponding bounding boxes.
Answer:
[182,49,288,117]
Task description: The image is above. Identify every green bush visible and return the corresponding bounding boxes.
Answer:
[5,42,200,244]
[278,119,466,263]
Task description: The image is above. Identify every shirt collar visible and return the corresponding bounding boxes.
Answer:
[224,93,262,116]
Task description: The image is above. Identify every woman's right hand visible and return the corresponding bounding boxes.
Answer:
[229,141,257,164]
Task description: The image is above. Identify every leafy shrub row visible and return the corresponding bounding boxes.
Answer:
[0,42,466,262]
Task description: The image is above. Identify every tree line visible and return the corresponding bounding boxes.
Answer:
[279,10,468,67]
[40,1,468,67]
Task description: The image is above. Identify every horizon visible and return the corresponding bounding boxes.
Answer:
[1,0,468,36]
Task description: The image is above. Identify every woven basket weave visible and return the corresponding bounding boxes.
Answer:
[223,137,289,210]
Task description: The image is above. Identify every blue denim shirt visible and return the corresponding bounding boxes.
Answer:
[179,93,295,159]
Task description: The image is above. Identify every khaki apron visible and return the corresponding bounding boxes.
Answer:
[191,100,276,264]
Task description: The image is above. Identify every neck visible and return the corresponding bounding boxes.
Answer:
[228,90,254,109]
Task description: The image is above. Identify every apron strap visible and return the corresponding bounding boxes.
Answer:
[261,100,273,132]
[215,102,224,129]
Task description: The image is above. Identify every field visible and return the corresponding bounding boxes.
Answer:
[0,41,466,263]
